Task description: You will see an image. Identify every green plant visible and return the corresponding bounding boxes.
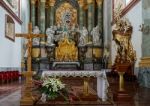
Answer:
[40,77,67,100]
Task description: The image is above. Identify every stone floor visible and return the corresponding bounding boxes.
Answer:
[0,75,150,106]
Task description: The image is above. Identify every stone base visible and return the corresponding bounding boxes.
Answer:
[113,91,132,102]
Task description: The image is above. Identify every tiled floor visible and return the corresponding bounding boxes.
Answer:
[0,76,150,106]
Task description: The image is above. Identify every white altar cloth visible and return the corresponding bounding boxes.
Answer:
[42,70,109,101]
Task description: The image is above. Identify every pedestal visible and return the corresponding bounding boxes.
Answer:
[113,63,132,102]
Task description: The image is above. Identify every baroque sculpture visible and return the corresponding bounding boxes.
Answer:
[55,36,78,62]
[79,27,88,46]
[113,6,136,64]
[32,26,40,45]
[46,26,55,46]
[91,25,101,46]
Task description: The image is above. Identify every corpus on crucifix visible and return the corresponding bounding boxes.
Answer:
[16,23,45,105]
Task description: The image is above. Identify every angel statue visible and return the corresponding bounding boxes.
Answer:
[91,25,101,46]
[46,26,55,46]
[32,26,40,45]
[78,26,88,46]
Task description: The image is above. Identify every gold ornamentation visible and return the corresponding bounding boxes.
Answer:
[31,0,37,4]
[55,2,77,27]
[139,57,150,67]
[55,36,78,62]
[113,31,136,64]
[83,77,90,96]
[87,0,93,4]
[96,0,103,5]
[78,0,84,7]
[49,0,55,6]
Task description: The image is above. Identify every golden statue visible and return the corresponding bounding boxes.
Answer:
[55,36,78,61]
[113,30,136,64]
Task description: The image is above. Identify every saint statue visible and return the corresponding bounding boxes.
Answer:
[79,27,88,46]
[91,25,101,46]
[46,26,55,46]
[32,26,40,45]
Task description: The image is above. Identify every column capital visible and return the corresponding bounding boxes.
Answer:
[96,0,103,6]
[49,0,56,6]
[31,0,36,4]
[87,0,93,4]
[40,0,46,3]
[78,0,84,7]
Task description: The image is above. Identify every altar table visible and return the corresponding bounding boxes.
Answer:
[42,70,109,101]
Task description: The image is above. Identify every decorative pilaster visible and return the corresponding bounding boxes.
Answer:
[31,0,36,27]
[40,0,46,42]
[49,0,55,26]
[87,0,94,32]
[96,0,103,32]
[78,0,84,29]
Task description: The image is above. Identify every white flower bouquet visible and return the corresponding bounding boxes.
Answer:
[40,77,68,102]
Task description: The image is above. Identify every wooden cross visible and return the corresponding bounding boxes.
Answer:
[16,23,45,105]
[16,23,45,72]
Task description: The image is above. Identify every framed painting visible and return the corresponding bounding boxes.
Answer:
[5,14,15,42]
[5,0,20,18]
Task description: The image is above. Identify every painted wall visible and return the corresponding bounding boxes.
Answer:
[0,6,21,69]
[0,0,30,71]
[111,1,142,68]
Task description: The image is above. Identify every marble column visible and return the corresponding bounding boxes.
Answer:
[96,0,103,33]
[87,0,94,32]
[31,0,36,27]
[49,0,55,26]
[40,0,46,41]
[78,0,84,29]
[140,0,150,67]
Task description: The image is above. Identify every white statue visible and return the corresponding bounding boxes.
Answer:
[79,27,88,46]
[32,26,40,45]
[91,25,101,46]
[46,26,55,46]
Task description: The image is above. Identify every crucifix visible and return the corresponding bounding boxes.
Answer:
[16,23,45,105]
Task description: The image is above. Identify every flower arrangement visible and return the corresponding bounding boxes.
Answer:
[113,4,132,34]
[40,77,68,102]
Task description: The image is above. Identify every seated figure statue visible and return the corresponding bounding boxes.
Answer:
[91,25,101,46]
[32,26,40,45]
[46,26,55,46]
[78,27,88,46]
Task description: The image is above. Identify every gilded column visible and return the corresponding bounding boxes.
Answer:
[49,0,55,26]
[40,0,46,42]
[96,0,103,33]
[78,0,84,29]
[31,0,36,27]
[87,0,94,32]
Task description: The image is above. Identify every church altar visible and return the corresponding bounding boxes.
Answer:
[42,70,109,101]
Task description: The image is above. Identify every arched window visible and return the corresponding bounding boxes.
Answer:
[5,14,15,42]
